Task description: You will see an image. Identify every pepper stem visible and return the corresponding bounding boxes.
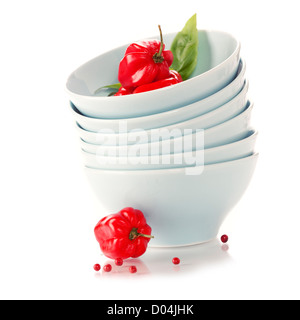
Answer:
[157,25,164,56]
[152,25,165,64]
[129,227,154,240]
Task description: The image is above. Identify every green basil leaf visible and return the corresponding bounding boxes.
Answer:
[170,14,198,81]
[94,83,121,95]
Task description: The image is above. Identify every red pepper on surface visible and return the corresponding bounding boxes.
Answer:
[133,70,182,94]
[94,207,153,260]
[118,25,173,89]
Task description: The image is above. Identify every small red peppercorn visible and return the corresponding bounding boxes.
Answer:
[103,264,112,272]
[93,264,101,272]
[221,235,229,243]
[129,266,137,273]
[115,258,123,266]
[172,257,180,265]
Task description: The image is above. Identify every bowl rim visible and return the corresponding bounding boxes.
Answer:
[78,79,249,130]
[84,153,259,174]
[78,100,254,146]
[70,58,247,124]
[82,129,258,160]
[66,29,241,101]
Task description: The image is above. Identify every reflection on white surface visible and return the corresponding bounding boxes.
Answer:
[95,239,232,278]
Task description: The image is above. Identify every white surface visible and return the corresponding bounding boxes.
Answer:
[0,0,300,300]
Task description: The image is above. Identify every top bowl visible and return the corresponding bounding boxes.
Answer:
[66,29,241,119]
[70,59,246,132]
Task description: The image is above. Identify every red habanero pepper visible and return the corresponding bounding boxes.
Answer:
[94,207,154,260]
[118,25,173,89]
[133,70,182,94]
[168,70,183,82]
[114,86,133,96]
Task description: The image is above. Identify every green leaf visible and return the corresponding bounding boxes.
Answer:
[170,14,198,81]
[94,83,121,95]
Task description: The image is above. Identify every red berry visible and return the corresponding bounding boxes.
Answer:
[115,258,123,266]
[129,266,137,273]
[172,257,180,265]
[93,264,101,272]
[221,234,229,243]
[103,264,112,272]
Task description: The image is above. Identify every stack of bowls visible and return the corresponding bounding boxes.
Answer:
[66,29,258,247]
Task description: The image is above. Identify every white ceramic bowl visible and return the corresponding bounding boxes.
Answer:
[80,100,253,155]
[66,30,241,119]
[82,130,257,170]
[71,59,246,131]
[84,153,258,246]
[72,77,248,134]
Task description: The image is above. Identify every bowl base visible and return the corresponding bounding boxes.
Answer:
[148,236,217,248]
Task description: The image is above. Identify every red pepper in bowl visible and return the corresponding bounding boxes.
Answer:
[133,70,182,94]
[118,25,173,89]
[114,86,133,96]
[94,207,153,260]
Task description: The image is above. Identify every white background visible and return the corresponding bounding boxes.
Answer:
[1,0,300,300]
